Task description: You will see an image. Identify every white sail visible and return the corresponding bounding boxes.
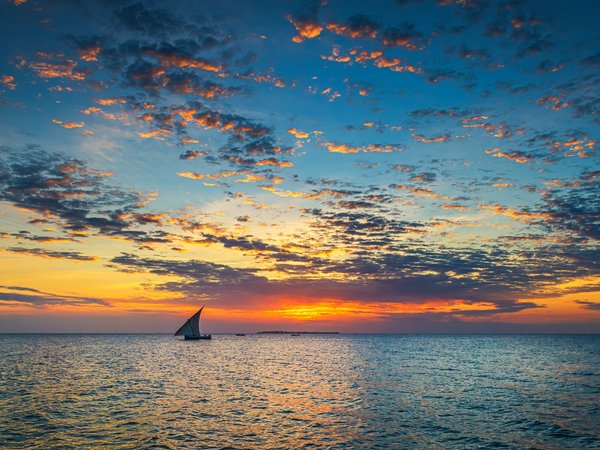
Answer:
[174,306,204,336]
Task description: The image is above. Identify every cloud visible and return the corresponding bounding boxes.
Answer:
[537,95,570,111]
[0,285,108,307]
[52,119,85,129]
[412,133,450,143]
[6,247,98,261]
[479,204,550,222]
[1,75,16,90]
[108,250,543,318]
[255,158,293,168]
[79,45,102,62]
[537,177,600,241]
[409,172,437,183]
[113,2,186,36]
[574,300,600,311]
[177,170,239,180]
[95,97,127,106]
[0,146,165,242]
[411,107,472,119]
[28,56,88,80]
[149,51,223,73]
[2,230,78,243]
[441,204,470,211]
[382,24,427,50]
[321,47,422,73]
[288,4,323,44]
[335,200,376,209]
[325,14,380,39]
[179,150,204,160]
[288,128,310,139]
[322,142,402,154]
[392,184,450,200]
[485,147,530,163]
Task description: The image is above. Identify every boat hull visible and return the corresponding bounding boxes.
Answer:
[184,335,212,340]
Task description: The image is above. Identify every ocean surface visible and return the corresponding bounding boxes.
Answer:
[0,334,599,449]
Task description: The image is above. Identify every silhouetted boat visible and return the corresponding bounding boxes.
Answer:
[235,333,246,336]
[174,306,211,340]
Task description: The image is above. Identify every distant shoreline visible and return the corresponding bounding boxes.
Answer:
[257,331,340,334]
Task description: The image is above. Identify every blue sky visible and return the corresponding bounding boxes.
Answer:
[0,0,598,332]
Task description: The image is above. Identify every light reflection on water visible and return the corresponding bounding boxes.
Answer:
[0,334,599,449]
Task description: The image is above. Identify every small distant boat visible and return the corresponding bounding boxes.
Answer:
[235,333,246,336]
[174,305,211,340]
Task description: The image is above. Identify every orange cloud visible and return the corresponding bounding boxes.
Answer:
[480,204,551,222]
[412,133,450,143]
[255,158,294,168]
[52,119,85,129]
[322,142,401,154]
[96,98,126,106]
[460,116,515,138]
[153,53,223,73]
[549,137,595,158]
[485,147,530,164]
[1,75,16,90]
[325,23,378,39]
[79,46,101,62]
[82,106,118,120]
[252,74,286,88]
[374,57,400,68]
[382,34,423,50]
[322,47,422,74]
[288,128,309,139]
[260,186,307,198]
[29,60,87,80]
[441,204,470,211]
[393,184,450,200]
[288,16,323,42]
[137,129,171,139]
[537,95,570,111]
[236,174,265,183]
[180,137,200,144]
[177,171,239,180]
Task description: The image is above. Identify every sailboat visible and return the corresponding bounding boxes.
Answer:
[174,305,212,340]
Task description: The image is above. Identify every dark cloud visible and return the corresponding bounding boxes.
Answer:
[0,285,108,306]
[113,2,187,36]
[580,52,600,67]
[411,107,474,119]
[0,146,169,243]
[538,176,600,241]
[382,24,428,50]
[179,150,204,160]
[574,300,600,311]
[409,172,437,183]
[108,250,542,318]
[6,247,97,261]
[325,14,381,39]
[4,230,78,243]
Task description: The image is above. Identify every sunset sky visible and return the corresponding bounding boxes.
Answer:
[0,0,598,333]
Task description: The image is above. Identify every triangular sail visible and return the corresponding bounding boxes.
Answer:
[174,320,193,336]
[174,306,204,336]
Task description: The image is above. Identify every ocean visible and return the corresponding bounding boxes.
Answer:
[0,334,599,449]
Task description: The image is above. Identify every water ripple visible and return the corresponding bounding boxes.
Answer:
[0,334,599,449]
